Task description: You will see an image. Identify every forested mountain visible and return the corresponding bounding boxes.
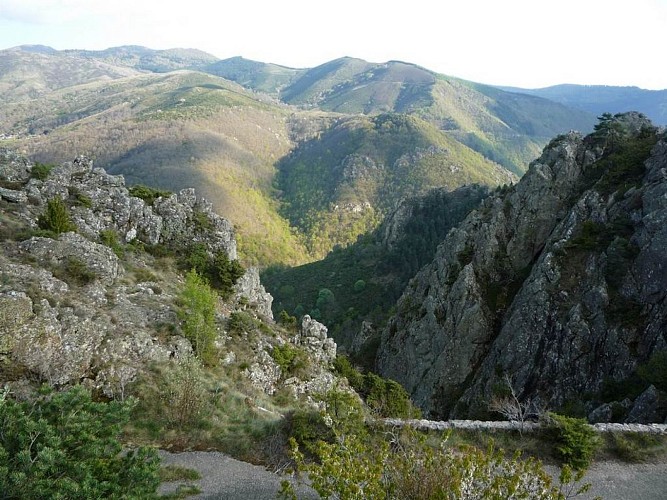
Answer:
[500,84,667,126]
[224,56,597,175]
[264,184,490,363]
[0,45,537,265]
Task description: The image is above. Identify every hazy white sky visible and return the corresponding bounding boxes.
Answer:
[1,0,665,89]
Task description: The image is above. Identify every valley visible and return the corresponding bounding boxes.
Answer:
[1,43,666,499]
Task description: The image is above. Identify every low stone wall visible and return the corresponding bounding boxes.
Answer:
[381,418,667,434]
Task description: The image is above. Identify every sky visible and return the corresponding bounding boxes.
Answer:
[0,0,665,90]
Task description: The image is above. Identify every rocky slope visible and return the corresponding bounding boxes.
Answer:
[0,149,338,403]
[377,113,667,423]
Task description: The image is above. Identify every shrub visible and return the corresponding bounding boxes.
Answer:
[228,311,260,335]
[180,244,244,299]
[278,310,298,329]
[99,229,124,257]
[271,344,308,378]
[30,162,54,181]
[283,425,572,500]
[353,279,366,293]
[544,413,600,471]
[178,270,218,365]
[162,357,208,427]
[0,386,160,498]
[53,256,97,285]
[128,184,171,206]
[37,196,76,234]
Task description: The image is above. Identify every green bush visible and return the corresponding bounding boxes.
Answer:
[332,355,365,389]
[178,270,218,365]
[99,229,124,257]
[53,256,97,285]
[128,184,172,206]
[30,162,54,181]
[227,311,260,335]
[545,413,600,471]
[332,356,418,418]
[37,196,77,234]
[284,425,574,500]
[180,244,244,299]
[0,386,160,498]
[271,344,309,378]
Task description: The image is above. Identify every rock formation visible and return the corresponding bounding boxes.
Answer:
[0,151,271,397]
[377,113,667,423]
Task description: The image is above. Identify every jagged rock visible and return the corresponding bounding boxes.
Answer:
[588,403,613,423]
[0,148,31,182]
[234,268,274,319]
[0,292,33,351]
[378,115,667,420]
[19,233,121,285]
[154,189,237,259]
[626,385,663,424]
[244,350,281,395]
[295,315,336,364]
[283,371,337,399]
[0,187,28,203]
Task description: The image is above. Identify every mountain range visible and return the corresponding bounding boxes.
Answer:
[1,44,666,430]
[1,44,664,269]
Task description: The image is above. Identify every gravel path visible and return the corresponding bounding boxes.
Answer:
[160,450,667,499]
[158,450,318,499]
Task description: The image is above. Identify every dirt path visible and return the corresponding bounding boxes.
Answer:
[160,450,667,499]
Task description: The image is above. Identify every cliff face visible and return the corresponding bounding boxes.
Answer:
[0,151,276,396]
[377,113,667,422]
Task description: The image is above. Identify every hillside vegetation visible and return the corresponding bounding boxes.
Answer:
[0,45,596,266]
[276,113,513,257]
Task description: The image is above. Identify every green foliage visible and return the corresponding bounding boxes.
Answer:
[285,424,574,500]
[545,413,601,471]
[352,279,366,293]
[604,431,667,463]
[30,162,55,181]
[180,244,244,299]
[332,355,365,389]
[68,186,92,208]
[285,410,336,458]
[161,357,208,427]
[128,184,172,206]
[278,310,297,328]
[99,229,124,257]
[270,344,309,378]
[637,350,667,392]
[159,464,201,482]
[178,270,218,365]
[332,356,418,418]
[37,196,77,234]
[227,311,261,335]
[0,386,160,498]
[53,256,98,285]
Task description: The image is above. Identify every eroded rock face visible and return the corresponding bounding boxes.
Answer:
[378,114,667,421]
[234,268,273,319]
[0,152,247,395]
[296,315,337,364]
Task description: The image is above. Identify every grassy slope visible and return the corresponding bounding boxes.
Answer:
[204,56,304,95]
[275,60,596,175]
[1,70,309,266]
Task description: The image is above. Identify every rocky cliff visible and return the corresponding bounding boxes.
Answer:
[377,113,667,423]
[0,150,337,401]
